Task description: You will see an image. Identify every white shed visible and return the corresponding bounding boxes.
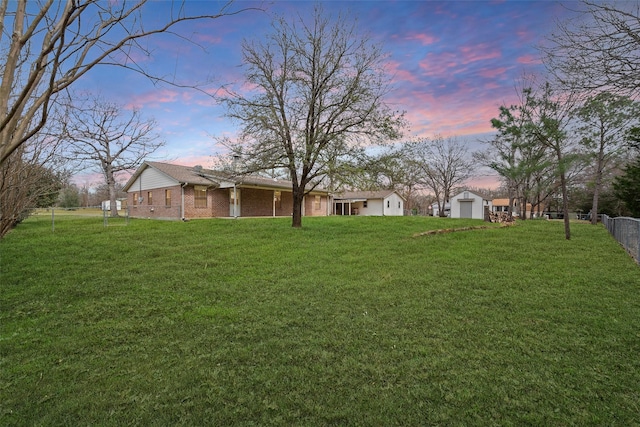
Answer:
[450,190,492,220]
[333,190,405,216]
[101,200,122,211]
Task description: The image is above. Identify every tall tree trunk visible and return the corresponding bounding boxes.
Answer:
[560,171,570,239]
[591,149,605,225]
[591,176,601,225]
[105,163,119,217]
[291,188,304,228]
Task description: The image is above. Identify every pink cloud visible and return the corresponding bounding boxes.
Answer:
[124,89,200,110]
[418,52,461,77]
[386,60,420,84]
[478,67,508,79]
[390,87,512,139]
[404,32,439,45]
[517,54,541,65]
[458,45,501,64]
[125,89,179,109]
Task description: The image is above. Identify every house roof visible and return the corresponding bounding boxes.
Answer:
[123,161,328,193]
[122,161,219,191]
[493,198,509,206]
[334,190,404,201]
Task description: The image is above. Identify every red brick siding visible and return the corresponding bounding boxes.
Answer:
[211,189,229,217]
[128,185,182,219]
[277,191,293,216]
[305,194,328,216]
[127,185,328,219]
[239,188,271,216]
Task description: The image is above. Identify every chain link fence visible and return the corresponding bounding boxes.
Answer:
[602,215,640,264]
[33,207,130,231]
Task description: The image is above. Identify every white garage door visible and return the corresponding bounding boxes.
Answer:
[460,201,472,218]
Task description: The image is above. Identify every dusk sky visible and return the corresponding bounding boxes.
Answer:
[74,1,576,188]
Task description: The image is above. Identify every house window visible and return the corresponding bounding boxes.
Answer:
[363,201,368,208]
[314,195,321,210]
[387,200,390,208]
[133,193,138,206]
[165,189,171,207]
[398,201,401,209]
[147,191,153,205]
[194,187,207,208]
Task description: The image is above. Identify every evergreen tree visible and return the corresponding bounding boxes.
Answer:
[613,158,640,217]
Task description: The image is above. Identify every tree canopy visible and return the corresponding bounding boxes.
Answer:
[219,5,405,227]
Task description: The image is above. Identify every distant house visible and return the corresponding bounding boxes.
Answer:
[333,190,404,216]
[492,198,533,218]
[122,161,330,220]
[450,190,492,220]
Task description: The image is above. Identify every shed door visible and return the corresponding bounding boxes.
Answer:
[460,201,473,218]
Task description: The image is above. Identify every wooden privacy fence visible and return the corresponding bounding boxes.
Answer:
[602,215,640,264]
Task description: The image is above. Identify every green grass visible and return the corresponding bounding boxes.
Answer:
[1,216,639,425]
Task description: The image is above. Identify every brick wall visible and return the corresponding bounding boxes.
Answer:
[128,185,182,219]
[305,194,329,216]
[128,185,329,219]
[211,189,229,217]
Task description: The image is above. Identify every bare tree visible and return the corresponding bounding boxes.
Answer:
[543,1,640,95]
[0,0,256,167]
[406,136,474,217]
[64,95,164,217]
[218,5,405,227]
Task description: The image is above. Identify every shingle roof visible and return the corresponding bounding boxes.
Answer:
[124,161,328,193]
[145,161,221,186]
[334,190,402,200]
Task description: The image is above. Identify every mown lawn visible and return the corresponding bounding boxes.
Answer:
[1,215,639,425]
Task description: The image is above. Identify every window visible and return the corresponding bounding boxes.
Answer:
[387,200,390,208]
[314,195,321,210]
[398,201,401,209]
[133,193,138,206]
[165,189,171,207]
[194,187,207,208]
[147,191,153,205]
[363,201,368,208]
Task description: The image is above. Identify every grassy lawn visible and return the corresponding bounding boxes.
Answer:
[1,215,639,425]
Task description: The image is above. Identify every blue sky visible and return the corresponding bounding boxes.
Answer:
[74,0,575,188]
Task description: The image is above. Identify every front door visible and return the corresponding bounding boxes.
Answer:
[230,188,240,217]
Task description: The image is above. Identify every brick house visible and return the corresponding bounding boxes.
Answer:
[123,161,330,220]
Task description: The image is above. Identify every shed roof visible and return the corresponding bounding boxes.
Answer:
[334,190,404,201]
[452,189,492,201]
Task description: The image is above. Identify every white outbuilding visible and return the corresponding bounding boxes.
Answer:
[450,190,492,220]
[333,190,405,216]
